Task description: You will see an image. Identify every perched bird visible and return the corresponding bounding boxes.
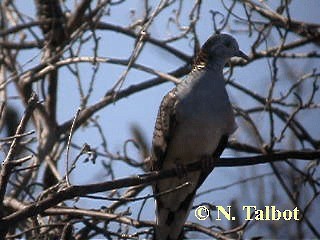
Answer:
[151,33,248,240]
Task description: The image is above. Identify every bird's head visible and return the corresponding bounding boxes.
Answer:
[193,33,249,70]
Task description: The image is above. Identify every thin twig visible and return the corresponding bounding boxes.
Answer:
[65,108,81,186]
[0,93,39,209]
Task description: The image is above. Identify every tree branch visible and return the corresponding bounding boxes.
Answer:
[1,149,319,232]
[0,93,39,210]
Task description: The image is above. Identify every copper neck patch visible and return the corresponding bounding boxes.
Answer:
[192,51,208,72]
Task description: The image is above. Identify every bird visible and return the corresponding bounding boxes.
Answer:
[150,33,249,240]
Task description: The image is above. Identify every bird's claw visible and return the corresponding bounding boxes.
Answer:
[174,163,188,178]
[200,155,215,173]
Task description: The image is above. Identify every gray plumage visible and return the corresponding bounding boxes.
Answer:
[151,34,248,240]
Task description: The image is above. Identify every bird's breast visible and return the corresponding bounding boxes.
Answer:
[167,118,231,162]
[168,81,237,164]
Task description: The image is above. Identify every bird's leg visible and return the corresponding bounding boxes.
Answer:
[200,155,215,174]
[174,159,188,178]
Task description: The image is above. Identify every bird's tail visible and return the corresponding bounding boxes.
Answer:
[154,191,195,240]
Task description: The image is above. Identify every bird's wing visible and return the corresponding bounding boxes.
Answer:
[151,88,178,171]
[152,87,186,240]
[150,70,204,171]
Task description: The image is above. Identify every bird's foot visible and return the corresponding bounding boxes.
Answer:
[200,155,215,174]
[174,162,188,178]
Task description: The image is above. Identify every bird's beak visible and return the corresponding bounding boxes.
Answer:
[235,50,249,61]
